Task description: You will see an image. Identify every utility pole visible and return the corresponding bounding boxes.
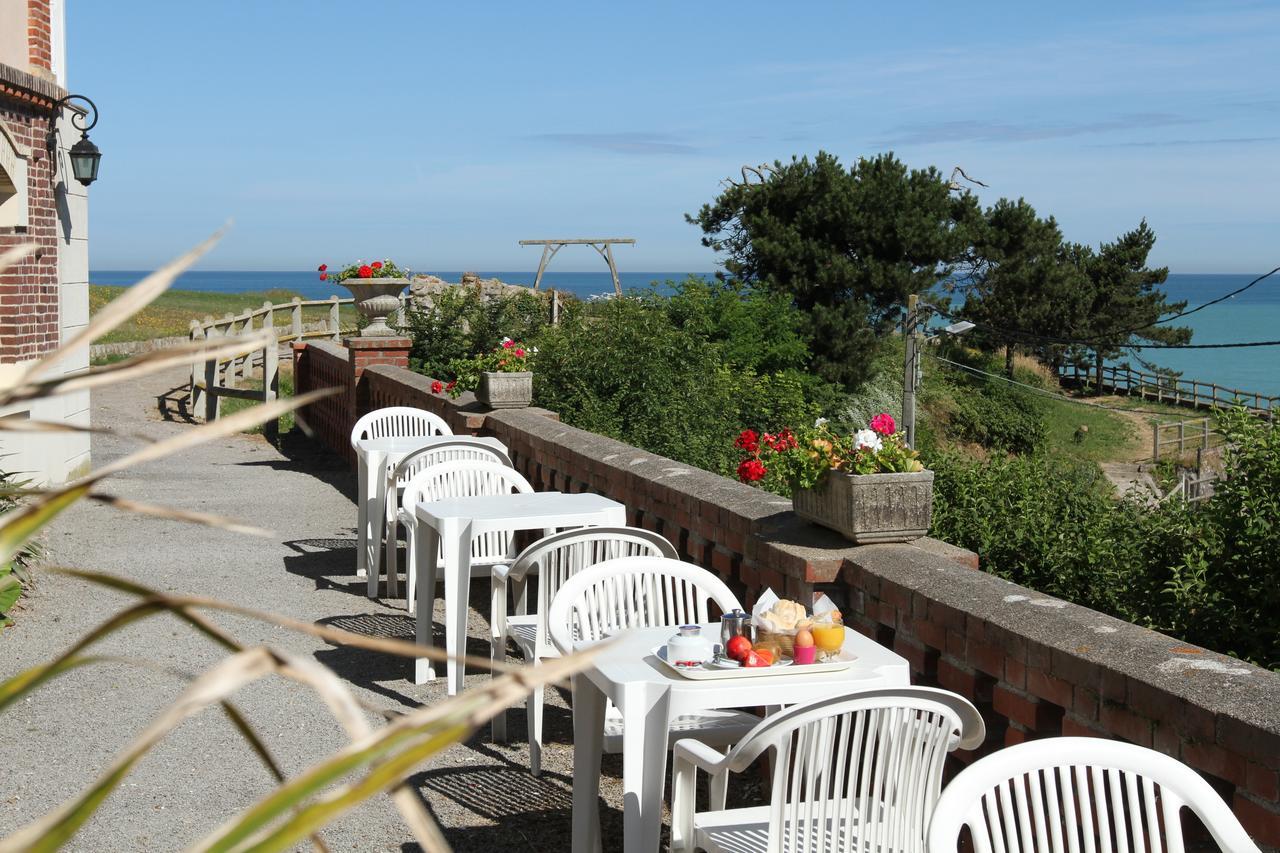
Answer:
[902,294,920,449]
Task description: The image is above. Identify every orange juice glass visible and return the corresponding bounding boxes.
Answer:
[811,620,845,660]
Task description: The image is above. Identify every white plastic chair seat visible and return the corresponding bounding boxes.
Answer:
[690,802,884,853]
[601,708,758,753]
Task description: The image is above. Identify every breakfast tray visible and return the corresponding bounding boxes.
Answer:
[652,645,857,681]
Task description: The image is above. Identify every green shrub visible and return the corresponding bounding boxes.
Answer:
[402,286,551,379]
[947,379,1048,454]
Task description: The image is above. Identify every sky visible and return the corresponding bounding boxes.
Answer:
[70,1,1280,274]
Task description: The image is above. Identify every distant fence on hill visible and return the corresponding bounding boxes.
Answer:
[1057,363,1278,418]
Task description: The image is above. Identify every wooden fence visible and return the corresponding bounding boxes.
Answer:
[1057,363,1278,417]
[1151,417,1225,460]
[187,295,408,433]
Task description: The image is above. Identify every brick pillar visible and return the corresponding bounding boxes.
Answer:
[28,1,52,73]
[344,336,412,422]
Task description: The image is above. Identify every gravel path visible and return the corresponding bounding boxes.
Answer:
[0,368,637,851]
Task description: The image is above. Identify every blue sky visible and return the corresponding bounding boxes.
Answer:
[72,1,1279,273]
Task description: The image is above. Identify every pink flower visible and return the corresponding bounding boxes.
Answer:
[514,347,525,357]
[431,380,443,394]
[502,339,515,349]
[870,413,896,436]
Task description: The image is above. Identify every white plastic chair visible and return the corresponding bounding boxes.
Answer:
[380,440,513,598]
[489,526,678,775]
[399,459,535,618]
[547,556,760,766]
[926,737,1261,853]
[349,406,451,449]
[670,686,985,853]
[349,407,451,582]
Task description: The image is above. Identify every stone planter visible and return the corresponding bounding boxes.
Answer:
[476,371,532,409]
[793,469,933,544]
[338,277,410,337]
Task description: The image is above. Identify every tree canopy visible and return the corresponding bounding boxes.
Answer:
[689,151,977,388]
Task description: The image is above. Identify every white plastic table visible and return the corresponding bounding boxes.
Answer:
[353,435,507,581]
[569,623,911,853]
[413,491,627,694]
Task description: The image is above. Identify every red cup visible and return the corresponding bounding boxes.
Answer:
[792,644,816,665]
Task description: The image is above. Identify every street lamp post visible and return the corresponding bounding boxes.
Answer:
[901,295,975,449]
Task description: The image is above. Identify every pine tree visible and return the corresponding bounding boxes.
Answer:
[1069,221,1192,392]
[689,152,977,388]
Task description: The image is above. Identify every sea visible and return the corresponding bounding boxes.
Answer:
[89,270,1280,397]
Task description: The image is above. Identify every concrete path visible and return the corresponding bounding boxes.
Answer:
[0,368,638,851]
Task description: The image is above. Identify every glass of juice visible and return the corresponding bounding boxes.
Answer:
[811,618,845,661]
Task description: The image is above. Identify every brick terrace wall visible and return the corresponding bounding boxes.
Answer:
[295,344,1280,846]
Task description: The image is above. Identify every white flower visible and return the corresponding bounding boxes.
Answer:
[854,429,883,453]
[501,336,513,344]
[814,417,828,428]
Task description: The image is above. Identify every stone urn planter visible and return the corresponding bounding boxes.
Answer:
[476,371,533,409]
[338,277,410,337]
[793,469,933,544]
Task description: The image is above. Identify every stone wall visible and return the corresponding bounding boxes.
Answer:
[294,340,1280,846]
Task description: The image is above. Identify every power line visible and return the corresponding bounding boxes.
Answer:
[924,353,1227,418]
[935,265,1280,350]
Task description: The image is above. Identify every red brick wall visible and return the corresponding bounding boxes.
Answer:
[27,0,52,73]
[295,344,1280,847]
[0,98,59,364]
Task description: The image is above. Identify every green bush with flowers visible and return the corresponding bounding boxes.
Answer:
[316,258,409,284]
[734,413,923,496]
[432,337,534,399]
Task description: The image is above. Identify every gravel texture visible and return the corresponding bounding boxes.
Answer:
[0,368,655,852]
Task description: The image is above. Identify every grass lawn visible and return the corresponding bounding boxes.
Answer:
[220,371,297,435]
[90,285,357,343]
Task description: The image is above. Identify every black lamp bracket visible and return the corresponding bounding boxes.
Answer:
[46,94,99,176]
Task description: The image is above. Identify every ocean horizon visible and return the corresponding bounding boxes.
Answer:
[90,269,1280,397]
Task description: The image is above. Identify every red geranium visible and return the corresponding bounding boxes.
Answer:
[733,429,759,453]
[737,459,767,482]
[319,272,328,281]
[514,348,525,357]
[357,265,373,278]
[371,261,383,270]
[431,380,443,394]
[446,380,456,391]
[317,263,327,272]
[870,413,896,436]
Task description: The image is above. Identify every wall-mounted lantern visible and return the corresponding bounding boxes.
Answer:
[48,94,101,187]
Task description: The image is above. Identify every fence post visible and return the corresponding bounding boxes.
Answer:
[221,313,238,388]
[262,301,274,342]
[203,324,220,424]
[1201,418,1210,450]
[189,321,204,408]
[292,298,303,340]
[263,331,279,444]
[1177,420,1185,453]
[1152,423,1160,460]
[330,296,340,342]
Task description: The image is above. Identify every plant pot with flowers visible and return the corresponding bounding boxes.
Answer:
[734,413,932,544]
[317,259,410,337]
[438,337,535,409]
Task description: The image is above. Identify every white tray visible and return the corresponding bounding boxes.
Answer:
[652,645,858,681]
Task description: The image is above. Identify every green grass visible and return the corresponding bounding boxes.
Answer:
[90,285,357,343]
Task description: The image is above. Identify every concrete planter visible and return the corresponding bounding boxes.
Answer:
[338,277,410,337]
[793,469,933,544]
[476,371,533,409]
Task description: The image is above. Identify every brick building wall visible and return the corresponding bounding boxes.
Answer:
[0,0,90,483]
[294,340,1280,847]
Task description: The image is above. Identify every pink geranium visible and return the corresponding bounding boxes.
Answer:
[869,413,896,436]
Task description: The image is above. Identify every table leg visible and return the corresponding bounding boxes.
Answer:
[414,525,441,684]
[571,674,606,853]
[355,454,369,580]
[367,454,388,592]
[620,683,672,853]
[443,519,473,696]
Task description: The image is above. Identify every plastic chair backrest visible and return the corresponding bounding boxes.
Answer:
[547,556,741,655]
[402,460,535,563]
[513,527,678,652]
[391,440,512,488]
[350,406,451,449]
[926,737,1262,853]
[717,687,980,853]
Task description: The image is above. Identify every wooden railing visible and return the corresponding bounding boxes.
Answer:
[1151,417,1226,459]
[187,295,408,432]
[1057,363,1279,416]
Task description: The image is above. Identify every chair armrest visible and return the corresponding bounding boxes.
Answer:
[491,563,512,581]
[672,738,729,774]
